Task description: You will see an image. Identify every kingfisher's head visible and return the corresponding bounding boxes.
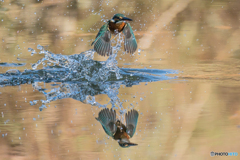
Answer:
[110,13,132,23]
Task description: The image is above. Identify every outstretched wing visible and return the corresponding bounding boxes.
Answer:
[125,109,139,138]
[122,23,137,54]
[96,108,117,137]
[91,23,112,56]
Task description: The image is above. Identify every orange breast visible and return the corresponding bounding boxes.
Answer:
[123,132,130,139]
[109,22,126,33]
[118,22,126,32]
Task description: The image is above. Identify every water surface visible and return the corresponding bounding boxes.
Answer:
[0,0,240,160]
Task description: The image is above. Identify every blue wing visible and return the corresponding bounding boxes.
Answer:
[92,23,112,56]
[123,23,137,54]
[125,109,139,138]
[96,108,117,137]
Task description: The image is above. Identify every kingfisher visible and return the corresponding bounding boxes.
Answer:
[91,13,137,56]
[96,108,139,148]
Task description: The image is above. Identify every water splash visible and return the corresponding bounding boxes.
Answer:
[31,81,123,111]
[25,67,177,112]
[0,33,178,112]
[29,33,125,81]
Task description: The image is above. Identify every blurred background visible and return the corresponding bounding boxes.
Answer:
[0,0,240,159]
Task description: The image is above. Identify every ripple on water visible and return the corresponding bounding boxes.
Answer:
[0,62,26,67]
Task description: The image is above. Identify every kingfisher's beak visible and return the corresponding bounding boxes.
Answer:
[122,17,132,21]
[128,142,138,146]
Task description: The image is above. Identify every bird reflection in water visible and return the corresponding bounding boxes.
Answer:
[96,108,139,148]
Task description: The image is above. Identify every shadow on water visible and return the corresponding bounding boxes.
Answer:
[0,44,178,112]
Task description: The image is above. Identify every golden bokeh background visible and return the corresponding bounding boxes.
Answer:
[0,0,240,159]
